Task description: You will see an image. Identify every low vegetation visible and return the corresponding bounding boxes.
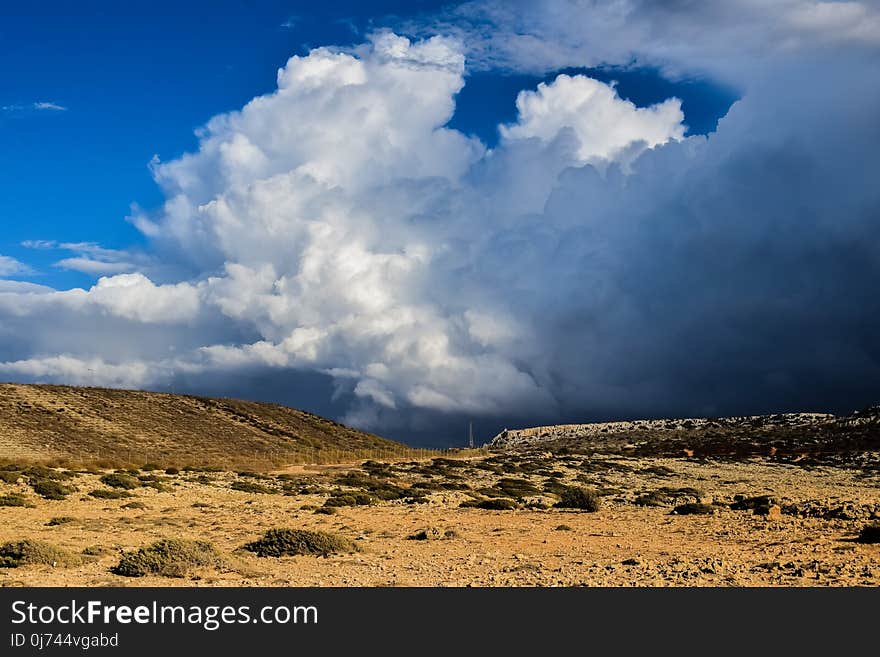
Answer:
[672,503,717,515]
[0,540,78,568]
[100,473,140,490]
[555,486,601,511]
[29,479,72,500]
[242,528,356,557]
[856,523,880,544]
[460,498,518,510]
[89,489,133,499]
[0,493,35,508]
[112,539,224,577]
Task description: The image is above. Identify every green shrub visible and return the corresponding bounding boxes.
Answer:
[0,470,22,484]
[0,540,78,568]
[672,503,716,515]
[24,466,73,481]
[554,524,573,531]
[164,467,180,475]
[496,477,540,497]
[0,493,34,508]
[89,489,132,499]
[230,480,275,494]
[46,516,76,526]
[29,478,72,500]
[460,498,518,510]
[856,523,880,544]
[730,495,775,511]
[323,492,374,507]
[141,463,160,471]
[555,487,601,512]
[242,528,356,557]
[121,501,148,510]
[314,506,336,515]
[100,473,140,490]
[237,471,272,480]
[113,539,224,577]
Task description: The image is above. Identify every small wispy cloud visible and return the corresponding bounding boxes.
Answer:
[21,239,147,276]
[2,101,67,113]
[0,255,33,277]
[33,101,66,111]
[280,15,299,29]
[21,239,58,249]
[55,257,135,275]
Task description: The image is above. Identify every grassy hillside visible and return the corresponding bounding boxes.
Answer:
[0,383,405,468]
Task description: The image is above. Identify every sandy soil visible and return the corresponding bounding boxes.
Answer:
[1,454,878,587]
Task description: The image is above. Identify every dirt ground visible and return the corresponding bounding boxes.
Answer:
[1,453,878,587]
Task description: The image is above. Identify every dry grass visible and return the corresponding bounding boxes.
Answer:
[0,383,414,468]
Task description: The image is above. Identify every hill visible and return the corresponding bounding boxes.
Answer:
[0,383,403,467]
[490,407,880,467]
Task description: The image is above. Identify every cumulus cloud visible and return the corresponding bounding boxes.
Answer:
[1,14,879,440]
[500,74,685,166]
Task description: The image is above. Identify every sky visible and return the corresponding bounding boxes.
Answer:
[1,1,879,446]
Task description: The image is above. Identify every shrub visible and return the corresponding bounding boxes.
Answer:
[496,477,540,497]
[460,498,518,510]
[730,495,775,511]
[100,473,140,490]
[856,523,880,544]
[89,489,132,499]
[0,470,22,484]
[314,506,336,515]
[29,479,72,500]
[323,492,374,507]
[554,524,573,531]
[46,516,76,526]
[164,467,180,475]
[0,540,78,568]
[0,493,34,507]
[230,480,275,494]
[242,528,356,557]
[672,503,716,515]
[555,487,601,512]
[141,463,160,471]
[121,501,148,510]
[407,528,456,541]
[24,466,73,481]
[112,539,224,577]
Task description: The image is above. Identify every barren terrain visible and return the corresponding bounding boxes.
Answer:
[1,386,878,587]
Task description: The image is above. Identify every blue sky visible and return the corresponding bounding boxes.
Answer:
[1,1,734,291]
[1,1,878,446]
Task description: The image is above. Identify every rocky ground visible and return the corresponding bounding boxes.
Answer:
[1,447,879,587]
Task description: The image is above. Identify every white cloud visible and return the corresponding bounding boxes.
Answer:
[2,101,67,113]
[405,0,880,83]
[500,74,685,166]
[21,240,148,276]
[1,24,878,434]
[33,101,66,111]
[0,255,31,277]
[0,355,156,388]
[55,258,135,275]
